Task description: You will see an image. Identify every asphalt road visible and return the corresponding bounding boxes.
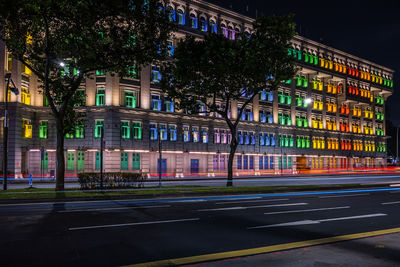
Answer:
[5,173,400,189]
[2,188,400,266]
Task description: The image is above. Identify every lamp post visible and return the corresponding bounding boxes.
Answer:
[158,127,162,188]
[3,73,19,190]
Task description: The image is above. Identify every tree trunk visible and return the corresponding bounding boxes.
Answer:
[227,132,238,187]
[55,118,65,191]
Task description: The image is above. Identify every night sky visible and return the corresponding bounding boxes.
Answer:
[208,0,400,125]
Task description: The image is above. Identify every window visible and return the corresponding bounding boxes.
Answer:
[150,123,158,140]
[151,95,162,111]
[164,99,175,112]
[167,41,175,57]
[210,20,217,33]
[121,121,130,139]
[96,88,105,106]
[160,124,167,140]
[259,133,265,146]
[43,94,49,107]
[133,122,142,140]
[214,129,220,143]
[221,130,227,144]
[66,152,75,171]
[177,9,185,25]
[75,124,85,139]
[169,125,177,141]
[39,121,48,139]
[132,153,140,170]
[121,152,129,171]
[243,155,248,169]
[200,18,208,32]
[250,132,255,145]
[77,151,85,171]
[126,66,137,78]
[249,156,254,170]
[95,151,101,170]
[22,119,32,138]
[167,6,175,22]
[96,69,106,76]
[237,155,242,170]
[94,120,104,138]
[21,87,31,105]
[124,91,136,108]
[192,126,199,142]
[151,66,161,83]
[183,125,190,142]
[190,14,198,29]
[41,152,48,170]
[202,127,208,143]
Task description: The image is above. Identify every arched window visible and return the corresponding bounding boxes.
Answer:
[190,13,198,29]
[200,17,208,32]
[228,26,235,40]
[220,23,228,38]
[177,9,185,25]
[166,6,175,22]
[209,19,217,33]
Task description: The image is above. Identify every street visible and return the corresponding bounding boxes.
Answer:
[2,188,400,266]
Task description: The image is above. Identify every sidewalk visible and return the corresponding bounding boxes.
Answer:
[189,232,400,267]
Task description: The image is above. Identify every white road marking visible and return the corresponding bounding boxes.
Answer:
[382,201,400,205]
[263,206,350,215]
[68,218,200,231]
[319,193,369,199]
[58,205,171,213]
[248,213,387,229]
[215,198,289,205]
[214,197,262,202]
[171,199,205,203]
[198,203,307,212]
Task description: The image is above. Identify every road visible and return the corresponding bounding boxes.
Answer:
[5,173,400,189]
[2,188,400,266]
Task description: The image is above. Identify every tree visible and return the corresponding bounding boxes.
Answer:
[161,15,296,186]
[0,0,174,190]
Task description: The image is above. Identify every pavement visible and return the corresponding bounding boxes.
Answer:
[4,172,400,189]
[190,232,400,267]
[2,187,400,266]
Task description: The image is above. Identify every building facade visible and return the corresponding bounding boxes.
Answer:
[0,0,394,178]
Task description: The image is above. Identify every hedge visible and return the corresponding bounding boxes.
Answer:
[77,172,146,190]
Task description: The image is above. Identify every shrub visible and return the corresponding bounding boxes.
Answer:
[77,172,145,190]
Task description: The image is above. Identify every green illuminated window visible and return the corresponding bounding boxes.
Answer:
[77,151,85,171]
[66,152,75,171]
[96,89,105,106]
[39,121,48,139]
[43,94,49,107]
[121,121,130,139]
[132,153,140,170]
[133,122,142,140]
[125,91,136,108]
[95,151,101,170]
[96,69,106,76]
[94,120,104,138]
[41,152,48,170]
[121,152,129,170]
[75,125,85,139]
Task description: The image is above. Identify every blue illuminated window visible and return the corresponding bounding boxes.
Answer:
[200,18,208,32]
[177,9,185,25]
[190,14,198,29]
[151,95,162,111]
[150,123,158,140]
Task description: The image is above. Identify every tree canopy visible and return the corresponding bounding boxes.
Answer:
[0,0,174,190]
[161,14,297,186]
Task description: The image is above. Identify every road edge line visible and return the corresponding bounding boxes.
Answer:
[125,227,400,267]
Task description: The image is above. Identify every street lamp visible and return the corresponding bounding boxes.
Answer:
[3,73,19,190]
[305,98,312,105]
